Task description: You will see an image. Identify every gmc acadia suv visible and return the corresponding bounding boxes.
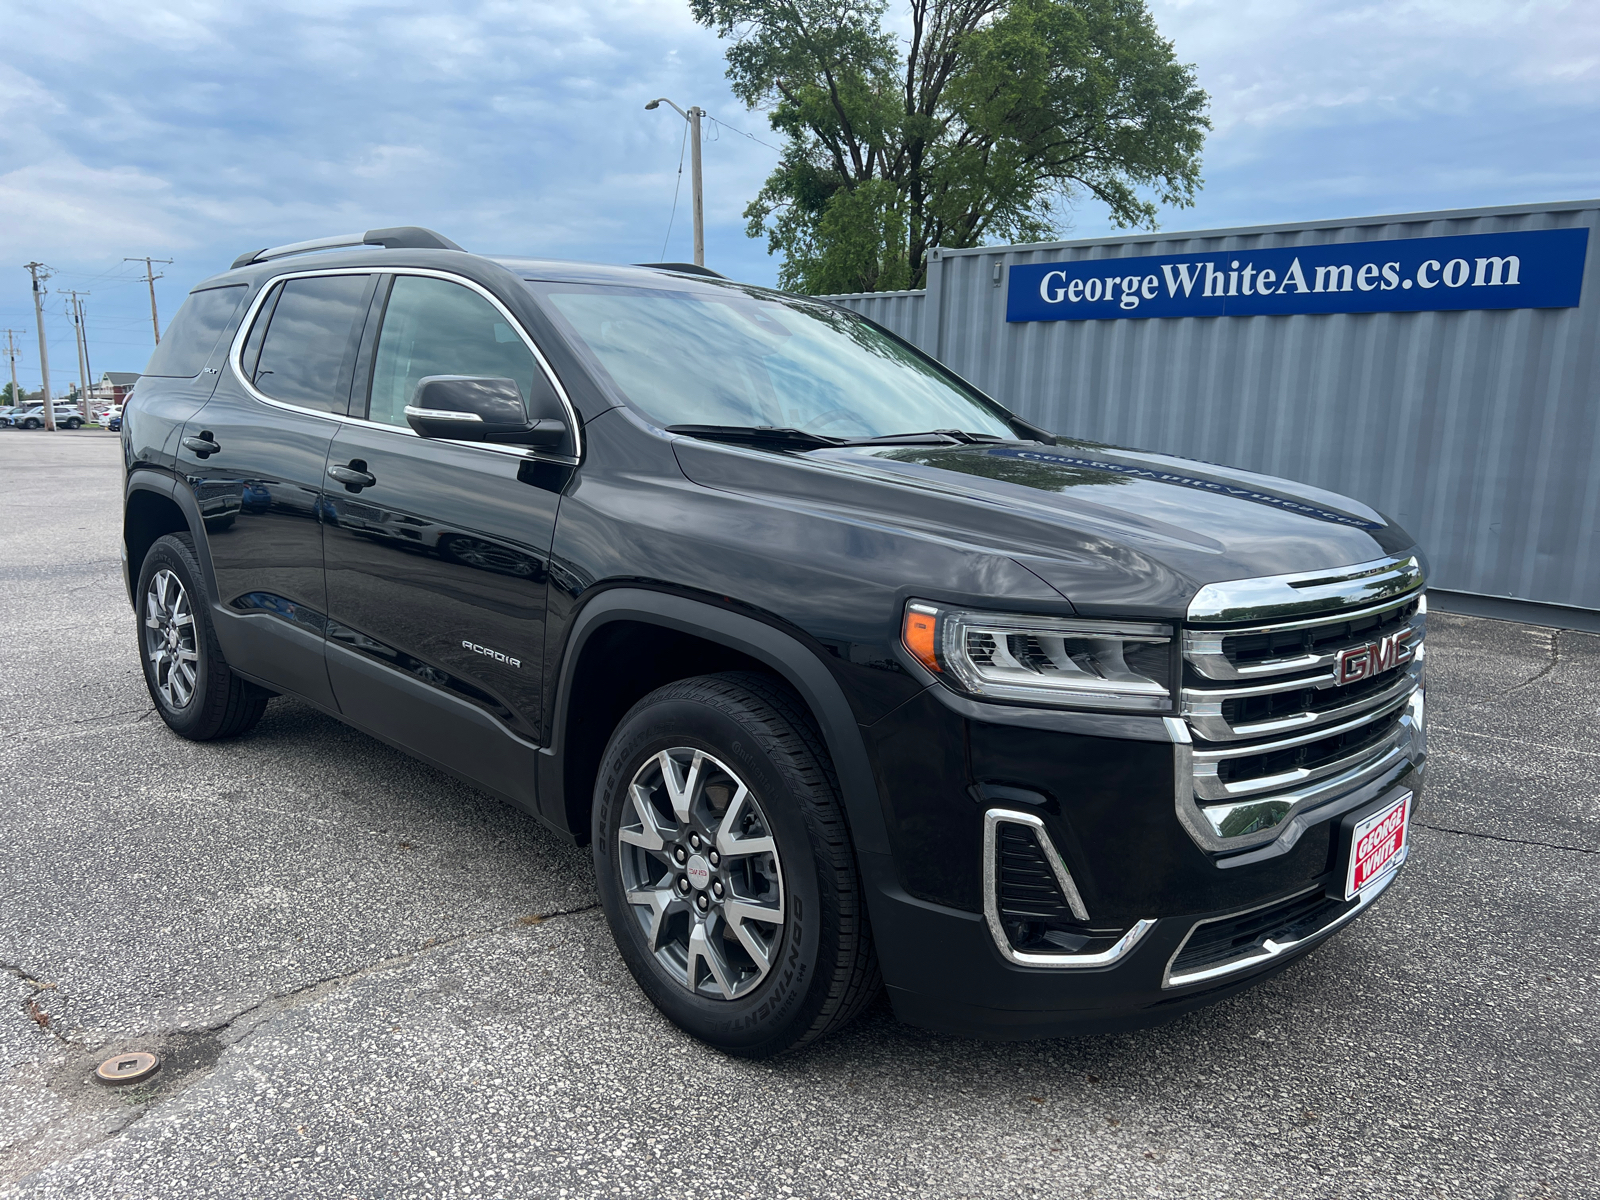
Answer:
[122,227,1426,1056]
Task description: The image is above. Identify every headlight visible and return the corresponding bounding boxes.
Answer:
[902,601,1174,712]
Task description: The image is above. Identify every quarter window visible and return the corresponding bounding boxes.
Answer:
[367,276,538,428]
[142,285,247,378]
[250,274,373,413]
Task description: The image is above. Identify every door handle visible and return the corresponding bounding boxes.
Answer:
[327,462,376,491]
[182,434,220,458]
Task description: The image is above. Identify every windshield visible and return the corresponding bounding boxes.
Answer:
[529,281,1017,440]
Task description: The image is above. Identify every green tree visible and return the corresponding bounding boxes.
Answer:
[1,381,21,404]
[691,0,1210,293]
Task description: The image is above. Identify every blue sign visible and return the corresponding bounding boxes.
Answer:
[1006,227,1589,322]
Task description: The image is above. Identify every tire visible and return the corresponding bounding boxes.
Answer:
[593,672,881,1058]
[65,418,82,430]
[136,532,269,740]
[23,418,39,429]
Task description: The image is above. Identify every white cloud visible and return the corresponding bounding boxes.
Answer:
[1,0,1596,380]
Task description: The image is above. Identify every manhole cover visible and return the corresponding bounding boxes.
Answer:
[94,1052,160,1086]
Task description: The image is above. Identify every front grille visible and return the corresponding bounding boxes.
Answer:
[1222,597,1419,669]
[1179,570,1426,850]
[1215,706,1403,787]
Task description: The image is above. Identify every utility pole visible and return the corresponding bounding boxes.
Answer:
[64,291,92,421]
[645,98,706,267]
[2,329,21,409]
[124,256,173,345]
[23,262,56,431]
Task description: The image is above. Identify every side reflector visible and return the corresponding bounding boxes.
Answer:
[902,605,940,672]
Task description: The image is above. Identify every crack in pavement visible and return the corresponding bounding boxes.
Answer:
[1415,821,1598,856]
[1430,724,1600,760]
[0,902,603,1188]
[3,966,71,1052]
[1507,627,1563,694]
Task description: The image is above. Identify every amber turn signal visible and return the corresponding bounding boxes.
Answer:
[902,604,941,672]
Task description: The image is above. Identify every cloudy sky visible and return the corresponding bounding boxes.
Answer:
[2,0,1597,384]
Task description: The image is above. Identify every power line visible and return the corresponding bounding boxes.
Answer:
[660,116,690,260]
[704,113,785,154]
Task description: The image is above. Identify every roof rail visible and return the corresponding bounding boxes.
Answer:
[231,227,464,270]
[634,262,729,280]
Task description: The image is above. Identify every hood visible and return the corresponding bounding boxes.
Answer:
[672,436,1418,618]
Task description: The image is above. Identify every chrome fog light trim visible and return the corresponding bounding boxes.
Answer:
[981,809,1155,969]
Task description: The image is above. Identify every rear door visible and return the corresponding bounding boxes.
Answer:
[321,270,566,804]
[180,269,378,708]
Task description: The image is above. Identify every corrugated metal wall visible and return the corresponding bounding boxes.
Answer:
[820,200,1600,612]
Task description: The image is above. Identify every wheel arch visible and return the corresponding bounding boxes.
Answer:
[540,588,891,862]
[124,472,217,606]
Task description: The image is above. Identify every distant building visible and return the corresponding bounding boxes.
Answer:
[97,372,140,403]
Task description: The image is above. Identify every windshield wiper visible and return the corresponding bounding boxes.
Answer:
[666,424,843,450]
[837,429,1008,445]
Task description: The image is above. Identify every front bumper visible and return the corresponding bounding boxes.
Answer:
[862,793,1413,1039]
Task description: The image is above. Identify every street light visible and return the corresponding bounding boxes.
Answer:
[645,98,705,267]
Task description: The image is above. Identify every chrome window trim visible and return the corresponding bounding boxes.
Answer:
[1187,554,1424,625]
[981,808,1155,969]
[225,265,582,464]
[1161,853,1405,989]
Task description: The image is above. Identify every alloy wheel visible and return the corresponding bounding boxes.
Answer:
[618,747,786,1000]
[144,568,198,709]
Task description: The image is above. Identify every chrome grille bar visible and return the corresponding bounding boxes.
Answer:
[1176,559,1427,852]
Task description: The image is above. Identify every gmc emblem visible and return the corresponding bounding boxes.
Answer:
[1336,630,1412,685]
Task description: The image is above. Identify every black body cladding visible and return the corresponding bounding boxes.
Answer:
[122,240,1426,1041]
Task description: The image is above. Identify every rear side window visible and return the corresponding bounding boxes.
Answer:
[142,285,248,377]
[249,274,373,413]
[367,276,539,427]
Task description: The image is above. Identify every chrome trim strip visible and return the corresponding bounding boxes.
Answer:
[1184,597,1425,682]
[1162,853,1405,989]
[1192,705,1410,803]
[403,405,484,422]
[225,265,583,462]
[981,809,1154,969]
[1184,661,1422,742]
[1193,686,1411,761]
[1197,741,1408,835]
[1187,554,1424,625]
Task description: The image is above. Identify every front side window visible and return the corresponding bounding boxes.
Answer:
[143,285,247,378]
[531,282,1016,440]
[250,274,373,413]
[367,276,539,428]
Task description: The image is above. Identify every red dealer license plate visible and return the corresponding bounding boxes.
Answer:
[1344,793,1411,901]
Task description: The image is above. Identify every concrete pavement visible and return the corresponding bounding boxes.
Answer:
[1,431,1595,1199]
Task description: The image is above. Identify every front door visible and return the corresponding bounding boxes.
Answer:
[321,272,562,806]
[179,269,378,708]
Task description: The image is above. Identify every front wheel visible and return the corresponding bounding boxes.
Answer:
[593,673,880,1057]
[137,533,269,740]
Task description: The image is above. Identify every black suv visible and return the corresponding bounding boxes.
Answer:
[122,227,1426,1056]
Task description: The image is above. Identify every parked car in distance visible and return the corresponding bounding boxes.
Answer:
[104,404,124,431]
[122,226,1426,1057]
[9,404,86,429]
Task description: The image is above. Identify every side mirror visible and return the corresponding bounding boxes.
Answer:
[405,376,568,449]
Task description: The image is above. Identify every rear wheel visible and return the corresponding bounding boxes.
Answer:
[593,672,880,1057]
[137,533,268,740]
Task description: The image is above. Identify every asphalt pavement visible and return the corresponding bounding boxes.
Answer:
[1,431,1595,1200]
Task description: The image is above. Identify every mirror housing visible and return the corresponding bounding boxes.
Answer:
[405,376,568,449]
